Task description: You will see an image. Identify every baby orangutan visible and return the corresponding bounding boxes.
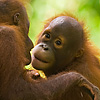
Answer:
[31,14,100,100]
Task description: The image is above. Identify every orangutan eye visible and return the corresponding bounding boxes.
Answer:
[55,40,62,45]
[45,33,50,39]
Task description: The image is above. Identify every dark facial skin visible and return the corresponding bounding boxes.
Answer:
[16,10,33,65]
[32,16,83,76]
[13,4,34,65]
[25,36,34,65]
[23,19,33,65]
[0,0,33,65]
[0,1,100,99]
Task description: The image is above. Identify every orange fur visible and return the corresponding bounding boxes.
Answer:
[35,13,100,89]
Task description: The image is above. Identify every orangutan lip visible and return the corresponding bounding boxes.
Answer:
[35,55,48,63]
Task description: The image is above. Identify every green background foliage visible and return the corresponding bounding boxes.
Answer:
[27,0,100,48]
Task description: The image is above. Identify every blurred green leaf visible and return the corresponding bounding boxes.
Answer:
[28,0,100,48]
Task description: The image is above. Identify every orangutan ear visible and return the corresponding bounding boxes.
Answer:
[13,13,20,25]
[75,48,84,58]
